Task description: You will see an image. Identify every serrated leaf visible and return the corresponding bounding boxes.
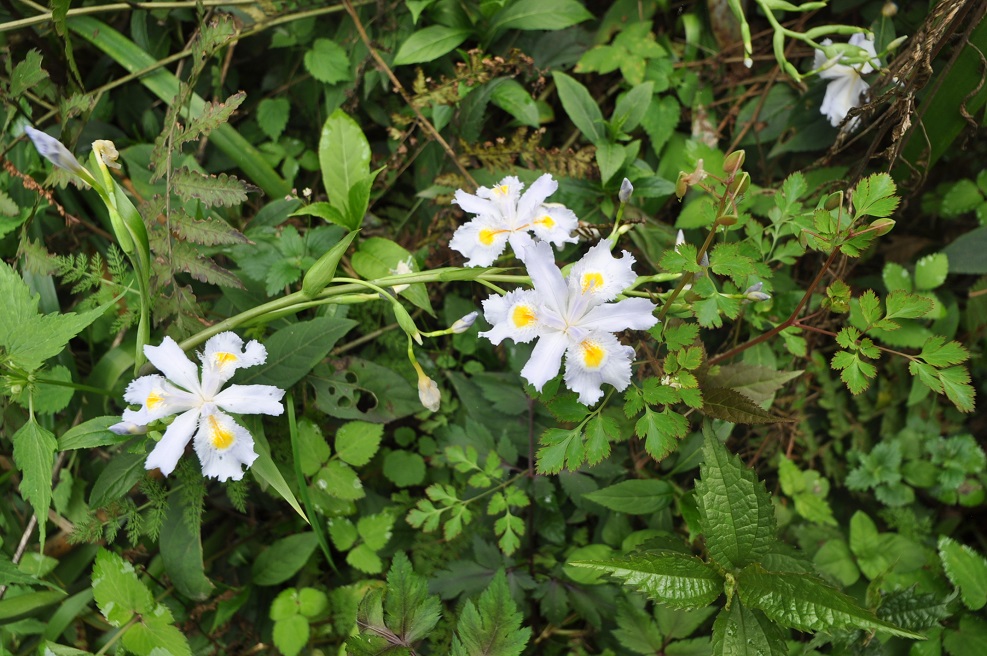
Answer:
[335,421,383,466]
[451,570,531,656]
[884,290,933,320]
[660,243,702,274]
[316,460,365,500]
[582,480,673,514]
[121,613,192,656]
[257,97,290,141]
[711,601,788,656]
[170,240,244,289]
[584,415,615,465]
[938,365,975,413]
[699,388,790,424]
[919,335,970,367]
[12,421,57,547]
[704,364,802,406]
[696,433,777,569]
[938,537,987,611]
[173,91,245,147]
[536,426,584,473]
[171,214,248,246]
[831,351,876,395]
[571,553,723,608]
[92,548,155,626]
[613,600,665,654]
[383,552,442,643]
[636,407,688,461]
[304,38,351,84]
[663,323,699,351]
[709,242,755,286]
[852,173,899,219]
[736,564,923,638]
[171,168,248,207]
[11,49,49,97]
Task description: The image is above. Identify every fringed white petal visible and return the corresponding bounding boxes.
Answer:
[193,412,258,482]
[569,243,638,302]
[520,332,568,391]
[144,337,201,394]
[516,173,558,220]
[449,217,510,267]
[214,384,286,416]
[145,408,201,476]
[563,333,635,405]
[581,298,658,333]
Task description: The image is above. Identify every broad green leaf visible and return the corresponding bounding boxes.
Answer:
[489,0,592,32]
[304,38,352,84]
[122,613,192,656]
[273,614,310,656]
[938,536,987,610]
[0,590,67,622]
[319,109,371,228]
[943,614,987,656]
[914,253,949,290]
[12,420,57,546]
[257,97,290,140]
[89,451,145,509]
[612,82,654,133]
[596,142,627,184]
[710,601,788,656]
[335,421,384,467]
[613,600,665,654]
[393,26,471,66]
[92,548,155,626]
[383,450,427,487]
[696,432,777,570]
[451,570,530,656]
[316,459,365,500]
[312,359,422,423]
[699,388,790,424]
[59,416,130,450]
[571,553,723,608]
[813,539,861,587]
[582,480,673,515]
[238,316,356,388]
[160,497,214,600]
[358,512,395,551]
[252,533,319,586]
[350,237,433,314]
[553,71,605,144]
[490,78,541,127]
[737,564,923,638]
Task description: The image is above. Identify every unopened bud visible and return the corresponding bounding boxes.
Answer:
[869,218,896,236]
[392,302,422,344]
[744,281,763,295]
[824,191,843,211]
[675,171,689,200]
[727,171,750,196]
[723,150,746,176]
[747,290,772,302]
[744,57,753,69]
[716,214,738,227]
[882,1,898,18]
[619,178,633,203]
[23,125,88,177]
[675,229,686,249]
[417,375,441,412]
[109,421,148,436]
[450,311,478,333]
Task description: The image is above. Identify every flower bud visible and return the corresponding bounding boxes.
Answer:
[450,311,478,334]
[417,375,441,412]
[744,57,753,69]
[882,1,898,18]
[727,171,750,196]
[392,301,422,344]
[824,191,843,211]
[110,420,148,436]
[699,250,710,269]
[869,218,895,236]
[723,150,746,176]
[618,178,634,203]
[24,125,88,177]
[302,230,359,298]
[675,171,689,199]
[716,214,738,227]
[746,290,772,302]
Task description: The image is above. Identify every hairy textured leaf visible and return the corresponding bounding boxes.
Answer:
[699,387,791,424]
[173,91,245,148]
[12,421,57,546]
[570,553,723,609]
[385,552,442,643]
[171,215,248,246]
[171,168,249,207]
[737,564,922,638]
[696,433,777,569]
[92,548,155,626]
[704,365,802,406]
[711,601,788,656]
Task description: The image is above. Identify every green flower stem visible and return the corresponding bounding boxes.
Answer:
[34,377,113,396]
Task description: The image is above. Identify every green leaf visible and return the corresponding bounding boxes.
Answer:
[92,548,155,626]
[319,109,371,229]
[583,480,673,515]
[13,420,57,546]
[699,388,790,424]
[121,613,192,656]
[383,450,427,487]
[393,26,472,66]
[613,600,665,654]
[304,38,352,84]
[914,252,949,290]
[257,97,290,141]
[251,430,308,522]
[553,71,605,144]
[489,78,540,127]
[536,426,584,474]
[704,365,802,406]
[350,237,433,314]
[358,512,395,551]
[571,553,723,609]
[813,539,861,587]
[335,421,384,467]
[316,460,365,500]
[384,552,442,643]
[736,564,923,638]
[89,451,145,509]
[171,168,248,207]
[596,142,627,184]
[584,415,615,465]
[635,407,688,461]
[851,173,899,219]
[831,350,877,395]
[612,82,655,133]
[709,242,756,286]
[0,589,67,622]
[696,432,777,570]
[273,614,310,656]
[919,335,970,367]
[711,601,788,656]
[489,0,592,32]
[159,496,213,600]
[10,49,49,97]
[938,365,976,413]
[252,533,319,586]
[238,316,356,388]
[451,570,531,656]
[884,290,933,320]
[939,536,987,610]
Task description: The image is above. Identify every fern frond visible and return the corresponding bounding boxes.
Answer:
[172,168,249,208]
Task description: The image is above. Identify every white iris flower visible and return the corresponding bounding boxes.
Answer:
[481,240,658,405]
[450,174,578,266]
[119,333,285,481]
[814,33,879,130]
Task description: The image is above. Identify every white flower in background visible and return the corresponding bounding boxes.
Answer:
[390,257,415,294]
[480,240,658,405]
[121,333,285,482]
[814,33,879,130]
[450,174,578,267]
[23,125,88,176]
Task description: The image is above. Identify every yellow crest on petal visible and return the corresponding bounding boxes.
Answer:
[214,352,238,368]
[580,340,605,369]
[581,272,604,293]
[207,415,235,450]
[146,391,164,409]
[511,305,536,328]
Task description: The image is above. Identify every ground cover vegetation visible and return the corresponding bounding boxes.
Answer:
[1,0,986,653]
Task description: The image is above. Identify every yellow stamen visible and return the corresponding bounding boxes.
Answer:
[536,215,555,228]
[511,305,536,327]
[581,272,604,293]
[581,340,605,369]
[146,391,163,409]
[208,415,235,450]
[214,352,238,367]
